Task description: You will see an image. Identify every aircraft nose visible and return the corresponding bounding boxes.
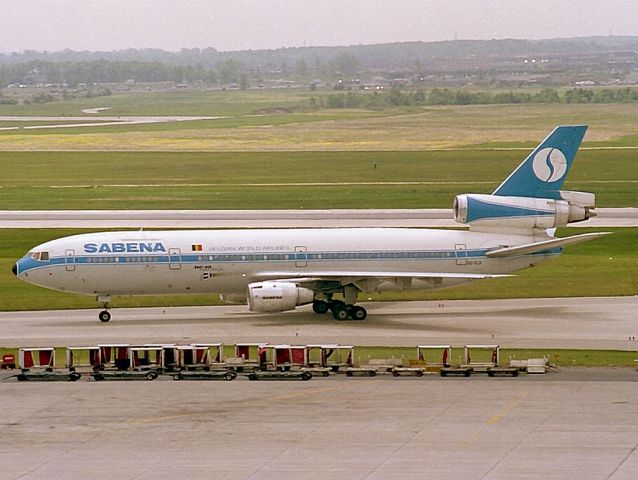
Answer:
[12,263,18,276]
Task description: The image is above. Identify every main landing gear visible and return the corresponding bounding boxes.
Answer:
[312,299,367,321]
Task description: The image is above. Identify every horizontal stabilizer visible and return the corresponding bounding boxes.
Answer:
[485,232,611,258]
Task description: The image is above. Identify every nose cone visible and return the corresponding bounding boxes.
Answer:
[12,263,18,276]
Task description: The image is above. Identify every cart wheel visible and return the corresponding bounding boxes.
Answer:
[224,372,236,381]
[173,374,181,381]
[17,373,27,381]
[392,370,399,377]
[464,370,471,377]
[440,371,447,377]
[248,373,257,381]
[416,371,424,377]
[322,371,330,377]
[346,371,353,377]
[146,371,158,381]
[301,372,312,381]
[69,372,81,381]
[512,370,519,377]
[369,371,376,377]
[93,374,104,381]
[488,371,495,377]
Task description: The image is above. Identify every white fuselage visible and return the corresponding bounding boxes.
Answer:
[16,228,555,297]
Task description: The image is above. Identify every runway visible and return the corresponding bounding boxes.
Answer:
[1,207,636,228]
[2,296,638,349]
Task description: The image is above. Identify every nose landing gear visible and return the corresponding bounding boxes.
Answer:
[97,295,112,322]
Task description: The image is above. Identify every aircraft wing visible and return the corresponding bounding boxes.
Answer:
[485,232,611,258]
[252,271,512,284]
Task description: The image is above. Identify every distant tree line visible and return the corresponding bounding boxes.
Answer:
[0,55,364,87]
[0,60,220,86]
[314,87,638,109]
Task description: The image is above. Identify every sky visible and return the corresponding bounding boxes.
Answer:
[1,0,637,53]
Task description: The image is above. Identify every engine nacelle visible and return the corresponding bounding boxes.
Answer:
[454,192,595,230]
[247,281,314,313]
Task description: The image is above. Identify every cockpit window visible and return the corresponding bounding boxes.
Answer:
[29,251,50,261]
[41,251,49,261]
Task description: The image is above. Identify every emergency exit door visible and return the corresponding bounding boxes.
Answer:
[295,246,307,268]
[65,249,76,271]
[454,244,467,265]
[169,248,181,270]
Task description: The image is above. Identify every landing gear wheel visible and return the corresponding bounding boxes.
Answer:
[98,310,111,323]
[332,304,350,321]
[312,300,330,314]
[328,299,346,311]
[348,305,367,321]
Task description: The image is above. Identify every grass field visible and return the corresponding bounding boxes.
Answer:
[1,227,636,312]
[1,148,636,209]
[0,89,636,311]
[1,97,638,150]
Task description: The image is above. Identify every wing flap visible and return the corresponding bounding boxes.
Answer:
[485,232,611,258]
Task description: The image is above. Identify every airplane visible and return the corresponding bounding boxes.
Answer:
[12,125,608,323]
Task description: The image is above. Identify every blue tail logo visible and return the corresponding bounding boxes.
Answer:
[493,125,587,199]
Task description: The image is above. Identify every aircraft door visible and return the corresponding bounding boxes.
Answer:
[454,244,467,265]
[295,246,307,268]
[169,248,181,270]
[65,249,76,271]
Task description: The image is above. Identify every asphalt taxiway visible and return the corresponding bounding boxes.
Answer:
[1,207,636,228]
[1,297,637,350]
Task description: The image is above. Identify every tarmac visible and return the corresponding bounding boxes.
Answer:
[2,296,638,350]
[1,297,638,479]
[0,369,636,480]
[1,207,636,228]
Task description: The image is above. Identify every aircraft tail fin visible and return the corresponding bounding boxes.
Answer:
[492,125,587,199]
[453,125,596,234]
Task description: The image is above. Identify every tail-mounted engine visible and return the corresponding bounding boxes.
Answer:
[248,281,314,313]
[453,190,596,231]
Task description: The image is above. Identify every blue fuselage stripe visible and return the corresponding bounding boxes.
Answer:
[17,247,561,274]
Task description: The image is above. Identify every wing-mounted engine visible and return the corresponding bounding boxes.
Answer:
[248,281,314,313]
[453,190,596,232]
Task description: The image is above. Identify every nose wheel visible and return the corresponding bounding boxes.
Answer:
[98,310,111,322]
